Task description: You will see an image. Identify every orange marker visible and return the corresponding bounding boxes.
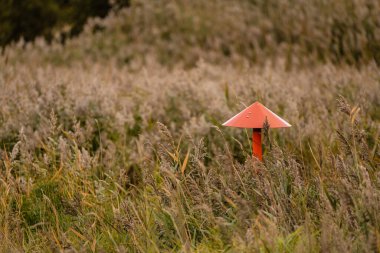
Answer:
[223,102,291,161]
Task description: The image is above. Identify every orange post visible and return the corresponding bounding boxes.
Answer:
[252,129,262,161]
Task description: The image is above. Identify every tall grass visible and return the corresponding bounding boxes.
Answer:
[0,0,379,252]
[0,59,379,251]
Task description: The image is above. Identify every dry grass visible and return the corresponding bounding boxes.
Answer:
[0,0,380,252]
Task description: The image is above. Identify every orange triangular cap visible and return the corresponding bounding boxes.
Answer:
[223,102,291,129]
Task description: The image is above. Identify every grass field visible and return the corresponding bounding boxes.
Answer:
[0,0,380,252]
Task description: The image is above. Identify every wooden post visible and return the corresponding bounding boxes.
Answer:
[252,128,262,161]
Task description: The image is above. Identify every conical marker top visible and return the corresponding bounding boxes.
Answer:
[223,102,291,129]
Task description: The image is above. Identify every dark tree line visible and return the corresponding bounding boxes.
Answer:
[0,0,130,47]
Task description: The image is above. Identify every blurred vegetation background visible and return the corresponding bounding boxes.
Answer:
[1,0,379,67]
